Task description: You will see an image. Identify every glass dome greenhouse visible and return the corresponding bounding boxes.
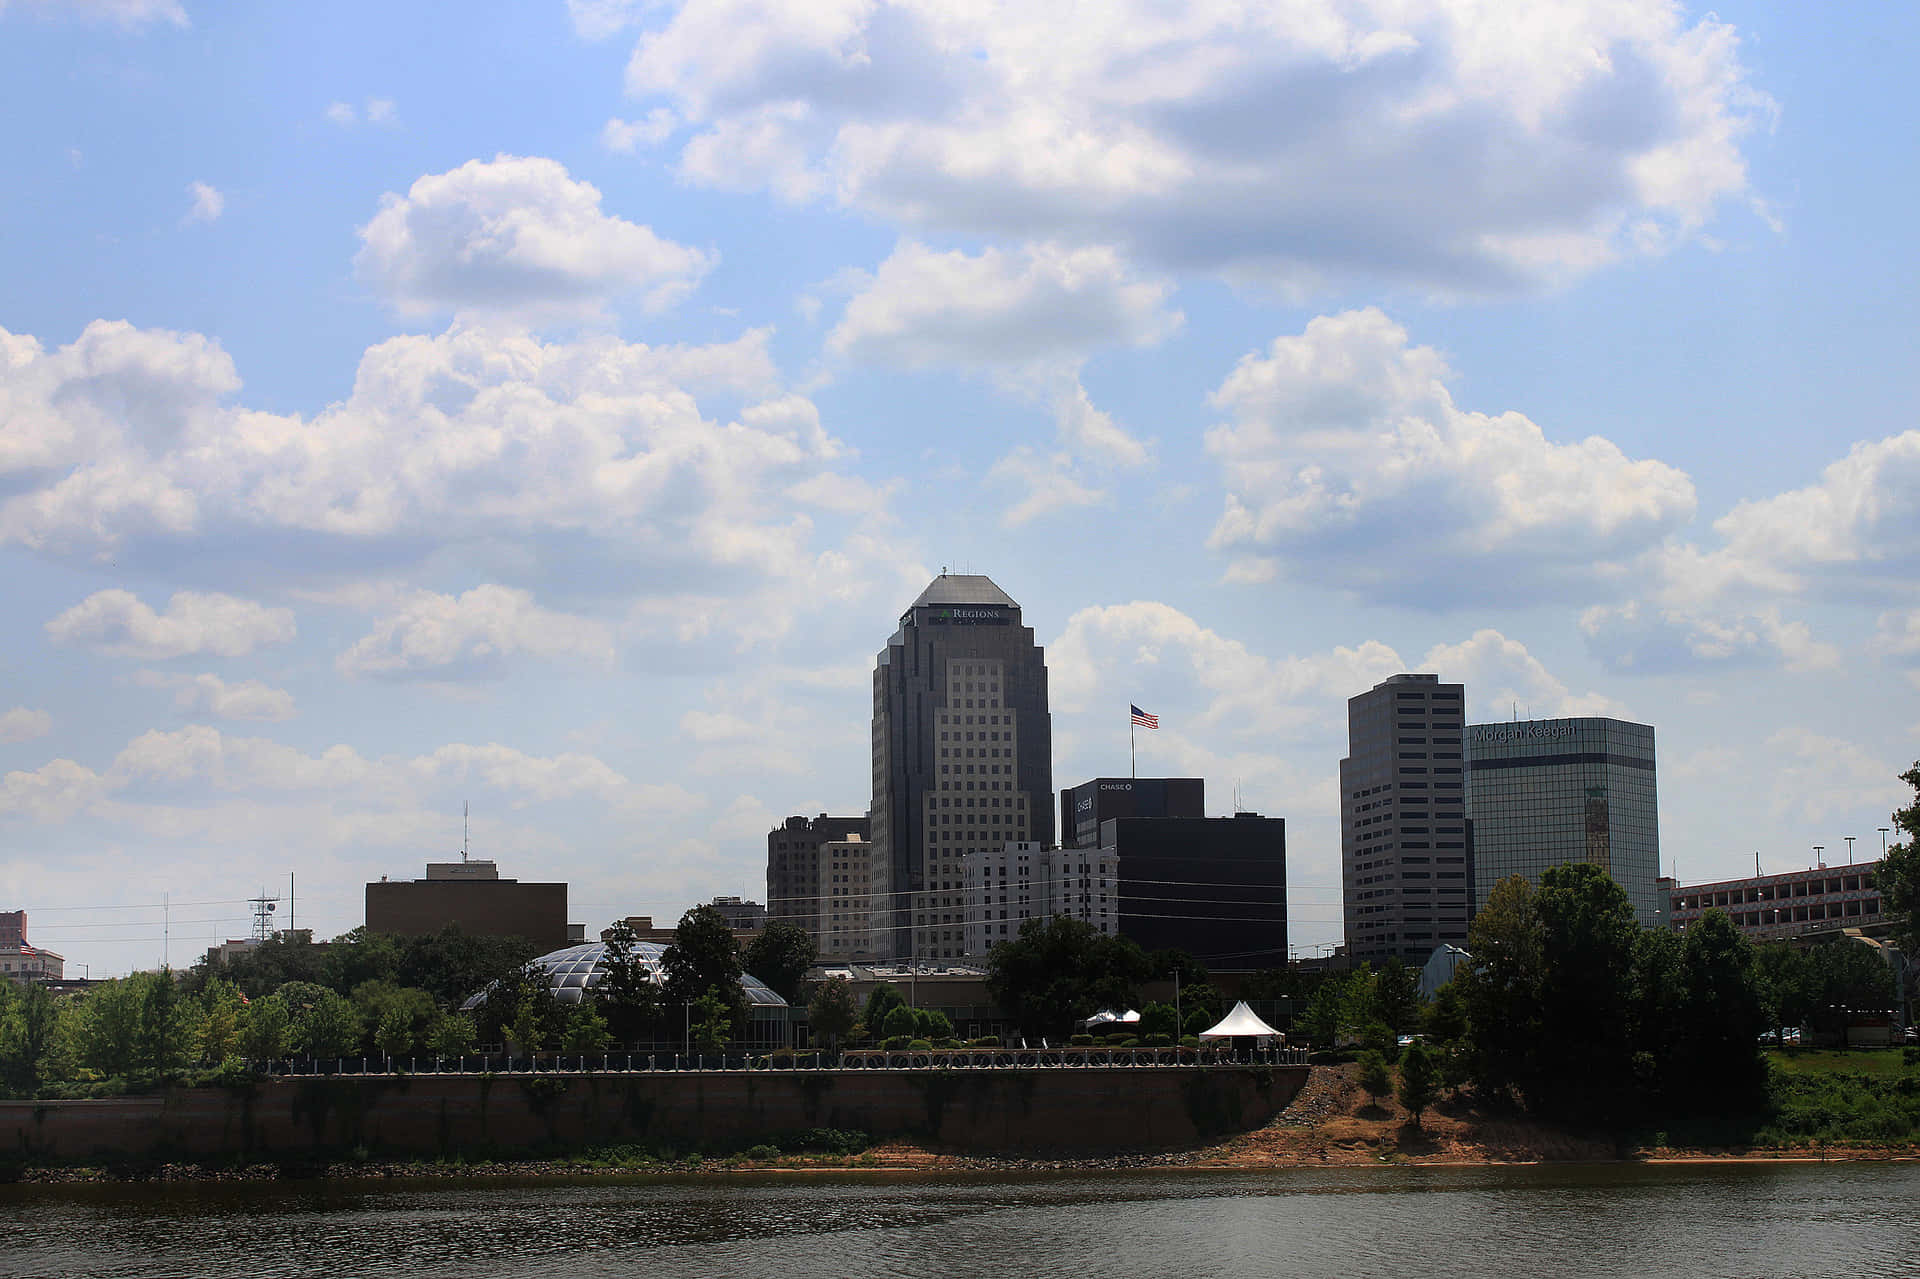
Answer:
[459,940,787,1010]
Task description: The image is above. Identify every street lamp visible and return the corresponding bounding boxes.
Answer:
[1813,844,1824,869]
[1882,828,1893,859]
[1845,836,1855,865]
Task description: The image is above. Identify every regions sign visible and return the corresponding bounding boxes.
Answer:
[929,607,1011,625]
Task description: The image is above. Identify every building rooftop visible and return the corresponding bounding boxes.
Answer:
[907,573,1019,610]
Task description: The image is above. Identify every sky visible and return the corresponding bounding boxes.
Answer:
[3,0,1917,978]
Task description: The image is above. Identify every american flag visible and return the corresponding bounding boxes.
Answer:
[1131,704,1159,729]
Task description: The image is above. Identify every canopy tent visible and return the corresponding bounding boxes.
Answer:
[1198,1001,1284,1042]
[1083,1008,1141,1026]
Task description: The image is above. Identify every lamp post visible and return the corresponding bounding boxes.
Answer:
[1882,828,1893,859]
[1845,836,1855,865]
[1813,844,1824,869]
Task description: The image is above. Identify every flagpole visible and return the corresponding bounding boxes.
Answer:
[1130,709,1136,779]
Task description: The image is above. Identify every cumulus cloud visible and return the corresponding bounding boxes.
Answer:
[1417,629,1627,721]
[1580,601,1839,675]
[327,97,396,127]
[134,671,296,721]
[832,240,1169,499]
[602,110,677,153]
[568,0,645,40]
[1763,729,1909,824]
[183,181,223,224]
[46,589,295,659]
[623,0,1768,293]
[0,757,110,822]
[1205,308,1696,604]
[2,0,186,28]
[338,584,616,680]
[355,154,714,320]
[988,447,1105,527]
[0,708,53,744]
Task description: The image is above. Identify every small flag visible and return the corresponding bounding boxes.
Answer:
[1131,704,1159,729]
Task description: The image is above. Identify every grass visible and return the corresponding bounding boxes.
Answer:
[1766,1048,1913,1081]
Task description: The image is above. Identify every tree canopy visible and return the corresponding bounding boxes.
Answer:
[743,921,816,1005]
[985,915,1151,1040]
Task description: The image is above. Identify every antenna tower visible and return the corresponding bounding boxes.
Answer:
[462,800,470,862]
[249,889,280,942]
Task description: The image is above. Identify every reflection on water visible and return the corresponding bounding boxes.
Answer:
[1,1162,1913,1279]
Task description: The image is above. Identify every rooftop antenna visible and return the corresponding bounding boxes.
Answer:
[462,801,470,862]
[249,889,280,942]
[1754,850,1760,876]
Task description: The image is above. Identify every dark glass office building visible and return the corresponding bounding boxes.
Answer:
[1103,814,1287,967]
[1467,717,1660,926]
[1060,777,1205,849]
[870,574,1053,960]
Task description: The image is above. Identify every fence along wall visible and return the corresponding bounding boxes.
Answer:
[2,1066,1306,1162]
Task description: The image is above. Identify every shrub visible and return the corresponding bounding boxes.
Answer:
[1357,1049,1393,1103]
[743,1144,781,1161]
[1141,1033,1173,1047]
[1104,1033,1133,1045]
[1070,1033,1095,1046]
[907,1038,933,1051]
[883,1035,913,1050]
[968,1036,1001,1048]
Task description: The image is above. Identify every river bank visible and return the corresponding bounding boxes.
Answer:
[7,1064,1913,1183]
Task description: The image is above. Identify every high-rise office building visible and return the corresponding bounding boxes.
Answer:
[1466,717,1660,926]
[870,573,1053,960]
[1059,777,1205,848]
[1105,813,1287,966]
[1340,673,1472,965]
[766,813,870,943]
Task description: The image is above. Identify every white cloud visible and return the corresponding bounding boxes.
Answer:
[0,758,110,822]
[325,101,356,125]
[1763,729,1908,824]
[1580,601,1839,675]
[988,447,1105,526]
[337,584,616,680]
[134,671,296,722]
[0,708,53,744]
[568,0,645,40]
[1417,629,1628,721]
[365,97,395,124]
[46,589,295,659]
[1205,308,1696,603]
[184,180,223,224]
[3,0,186,28]
[355,154,714,320]
[624,0,1767,293]
[326,98,395,127]
[602,110,677,153]
[829,241,1179,369]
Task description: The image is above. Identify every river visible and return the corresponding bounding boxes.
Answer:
[0,1162,1911,1278]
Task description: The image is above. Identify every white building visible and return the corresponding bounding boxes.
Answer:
[962,841,1117,956]
[820,833,882,959]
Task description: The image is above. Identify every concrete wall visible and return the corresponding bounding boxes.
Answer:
[1,1066,1305,1163]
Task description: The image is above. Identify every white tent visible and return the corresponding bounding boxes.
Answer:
[1083,1008,1141,1026]
[1198,1000,1284,1042]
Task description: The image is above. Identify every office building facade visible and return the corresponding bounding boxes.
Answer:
[1059,777,1205,849]
[1106,814,1287,967]
[870,574,1053,960]
[1341,674,1472,965]
[1467,717,1660,926]
[963,840,1117,956]
[364,860,569,951]
[766,813,870,940]
[0,911,63,985]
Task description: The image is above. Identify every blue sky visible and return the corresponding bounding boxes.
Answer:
[3,0,1917,975]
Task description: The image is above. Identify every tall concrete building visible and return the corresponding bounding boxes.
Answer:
[870,573,1053,960]
[1106,813,1287,967]
[364,860,569,951]
[766,813,870,941]
[1341,674,1472,965]
[1467,717,1660,926]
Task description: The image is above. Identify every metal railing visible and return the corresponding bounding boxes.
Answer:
[248,1045,1310,1076]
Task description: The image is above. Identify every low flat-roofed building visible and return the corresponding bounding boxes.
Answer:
[1668,861,1888,941]
[366,860,568,951]
[0,910,64,985]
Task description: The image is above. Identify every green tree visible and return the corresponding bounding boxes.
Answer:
[1139,1001,1180,1040]
[1397,1041,1441,1126]
[1756,942,1816,1042]
[428,1012,476,1059]
[509,1002,545,1058]
[285,984,360,1059]
[1878,761,1920,952]
[863,983,906,1033]
[881,1003,920,1040]
[922,1009,954,1041]
[1356,1049,1393,1105]
[0,982,59,1092]
[1375,960,1424,1031]
[321,927,406,996]
[1459,875,1543,1101]
[238,994,293,1061]
[1532,863,1642,1121]
[136,969,192,1073]
[198,978,245,1065]
[374,1008,415,1062]
[662,906,747,1033]
[1804,938,1897,1045]
[1300,972,1349,1048]
[560,999,613,1054]
[807,976,858,1051]
[351,981,436,1054]
[1672,910,1767,1113]
[985,915,1152,1040]
[397,926,540,1009]
[688,990,731,1052]
[1151,949,1209,987]
[743,921,816,1005]
[1422,982,1468,1044]
[597,920,662,1044]
[77,976,147,1077]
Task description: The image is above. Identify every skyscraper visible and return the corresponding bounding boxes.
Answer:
[1340,673,1472,965]
[870,573,1053,960]
[1466,716,1660,925]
